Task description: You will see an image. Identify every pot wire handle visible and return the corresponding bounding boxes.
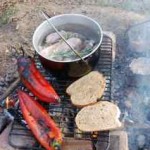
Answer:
[40,10,87,63]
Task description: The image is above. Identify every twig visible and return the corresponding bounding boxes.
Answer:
[19,45,34,58]
[0,77,20,104]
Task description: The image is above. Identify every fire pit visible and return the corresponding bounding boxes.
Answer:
[1,34,113,150]
[110,20,150,150]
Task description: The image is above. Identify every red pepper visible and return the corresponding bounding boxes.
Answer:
[18,90,62,150]
[17,56,60,103]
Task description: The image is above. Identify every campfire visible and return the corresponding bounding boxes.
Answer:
[0,33,113,150]
[1,0,150,149]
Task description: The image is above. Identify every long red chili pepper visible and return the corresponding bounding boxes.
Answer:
[18,90,62,150]
[17,56,60,103]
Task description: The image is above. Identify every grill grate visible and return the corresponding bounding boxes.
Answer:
[8,34,112,150]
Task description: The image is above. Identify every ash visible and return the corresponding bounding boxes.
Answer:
[0,47,20,97]
[112,21,150,149]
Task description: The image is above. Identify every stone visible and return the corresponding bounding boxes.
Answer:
[136,134,146,148]
[96,130,129,150]
[124,100,132,109]
[0,122,15,150]
[8,122,36,148]
[129,57,150,75]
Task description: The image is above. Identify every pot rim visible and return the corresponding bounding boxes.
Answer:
[32,13,103,63]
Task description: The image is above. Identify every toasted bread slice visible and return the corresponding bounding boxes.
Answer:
[66,71,106,107]
[75,101,121,132]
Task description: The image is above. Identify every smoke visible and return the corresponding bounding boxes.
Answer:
[128,20,150,55]
[124,20,150,149]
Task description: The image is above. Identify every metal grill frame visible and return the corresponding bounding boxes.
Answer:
[7,34,113,150]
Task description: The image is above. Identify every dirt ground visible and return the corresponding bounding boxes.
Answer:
[0,0,148,84]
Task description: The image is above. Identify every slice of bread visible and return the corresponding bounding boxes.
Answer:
[75,101,121,132]
[66,71,106,107]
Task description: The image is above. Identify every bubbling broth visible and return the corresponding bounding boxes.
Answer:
[38,24,99,61]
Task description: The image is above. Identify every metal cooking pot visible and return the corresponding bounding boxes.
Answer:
[32,14,103,77]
